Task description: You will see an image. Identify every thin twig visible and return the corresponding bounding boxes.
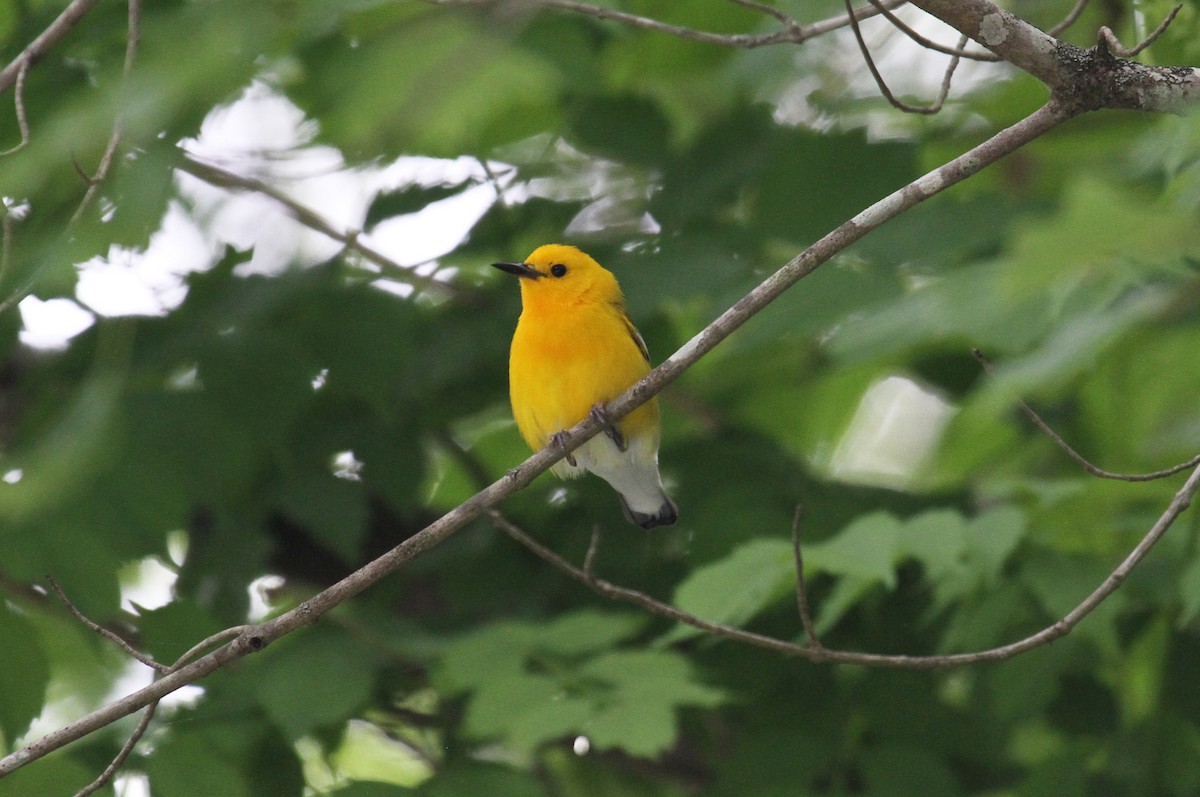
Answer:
[80,625,250,794]
[867,0,999,61]
[423,0,909,48]
[583,525,602,577]
[845,0,964,114]
[72,703,157,797]
[434,429,493,492]
[0,202,15,291]
[0,0,102,93]
[972,349,1200,481]
[170,625,254,670]
[1048,0,1090,37]
[806,0,910,40]
[72,0,142,224]
[45,576,167,673]
[489,458,1200,668]
[475,157,512,207]
[790,506,824,652]
[44,576,163,797]
[0,58,31,155]
[177,154,463,300]
[47,575,253,795]
[723,0,803,33]
[1097,4,1181,58]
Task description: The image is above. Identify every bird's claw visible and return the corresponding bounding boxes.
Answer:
[590,403,626,452]
[550,432,577,467]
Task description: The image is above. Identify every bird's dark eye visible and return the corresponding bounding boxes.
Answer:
[550,263,567,278]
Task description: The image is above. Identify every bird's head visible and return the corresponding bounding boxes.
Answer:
[493,244,622,313]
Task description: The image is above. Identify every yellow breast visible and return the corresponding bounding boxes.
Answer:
[509,301,658,452]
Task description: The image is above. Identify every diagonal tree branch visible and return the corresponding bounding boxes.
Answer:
[0,95,1073,779]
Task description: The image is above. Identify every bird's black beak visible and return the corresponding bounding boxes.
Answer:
[492,261,542,279]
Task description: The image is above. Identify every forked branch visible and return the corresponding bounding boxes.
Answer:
[45,577,251,797]
[1098,4,1182,58]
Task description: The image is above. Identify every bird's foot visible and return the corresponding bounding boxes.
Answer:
[550,431,578,467]
[589,403,626,452]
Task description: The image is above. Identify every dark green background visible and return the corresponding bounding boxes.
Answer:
[2,1,1200,794]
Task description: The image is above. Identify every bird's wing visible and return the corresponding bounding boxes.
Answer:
[617,305,651,365]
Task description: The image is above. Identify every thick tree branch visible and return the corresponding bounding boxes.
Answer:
[0,96,1072,778]
[908,0,1200,112]
[907,0,1062,85]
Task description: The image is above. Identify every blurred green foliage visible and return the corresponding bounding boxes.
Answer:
[2,0,1200,795]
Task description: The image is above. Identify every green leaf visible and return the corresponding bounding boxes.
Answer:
[861,744,959,797]
[0,604,49,742]
[802,513,911,633]
[1020,552,1126,656]
[805,512,901,587]
[143,717,304,797]
[900,507,1027,614]
[1104,615,1170,724]
[435,620,536,693]
[964,506,1027,585]
[0,364,123,524]
[331,719,433,789]
[274,470,368,562]
[535,610,649,656]
[577,649,726,758]
[145,729,255,797]
[292,13,561,158]
[664,539,795,644]
[365,183,472,229]
[437,611,718,757]
[1179,555,1200,626]
[420,763,547,797]
[896,509,969,581]
[136,599,226,667]
[0,757,114,797]
[465,671,593,753]
[249,628,378,739]
[333,784,418,797]
[565,94,673,167]
[437,611,645,692]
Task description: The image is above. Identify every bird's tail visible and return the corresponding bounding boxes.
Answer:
[570,431,678,530]
[619,490,678,530]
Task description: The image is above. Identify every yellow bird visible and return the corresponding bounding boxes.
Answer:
[493,244,678,529]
